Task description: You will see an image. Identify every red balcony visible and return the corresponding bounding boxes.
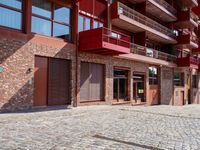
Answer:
[79,27,131,55]
[176,34,198,49]
[177,56,199,69]
[110,2,177,44]
[192,6,200,17]
[174,10,198,29]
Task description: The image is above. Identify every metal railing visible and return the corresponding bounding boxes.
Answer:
[152,0,177,16]
[118,2,176,39]
[131,43,177,63]
[101,27,131,48]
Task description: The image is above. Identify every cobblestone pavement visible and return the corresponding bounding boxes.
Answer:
[1,105,200,150]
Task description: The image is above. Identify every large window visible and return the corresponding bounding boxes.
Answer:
[174,72,184,86]
[149,67,158,85]
[0,0,22,30]
[31,0,71,41]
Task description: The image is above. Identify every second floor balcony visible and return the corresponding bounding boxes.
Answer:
[110,2,177,44]
[177,56,199,69]
[79,27,131,55]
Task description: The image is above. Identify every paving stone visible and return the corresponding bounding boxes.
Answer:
[1,105,200,149]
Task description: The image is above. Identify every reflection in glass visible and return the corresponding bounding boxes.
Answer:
[78,15,84,32]
[54,5,70,24]
[32,16,51,36]
[53,23,70,40]
[93,21,98,29]
[0,0,22,9]
[85,18,90,30]
[32,0,51,18]
[0,7,21,29]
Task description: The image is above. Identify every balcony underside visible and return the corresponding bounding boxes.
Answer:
[79,42,130,55]
[174,19,198,29]
[146,0,177,22]
[112,15,177,44]
[127,0,146,4]
[116,53,177,68]
[179,0,198,8]
[176,41,198,49]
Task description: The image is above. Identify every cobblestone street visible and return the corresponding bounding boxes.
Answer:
[1,105,200,150]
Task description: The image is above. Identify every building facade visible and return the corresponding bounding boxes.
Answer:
[0,0,200,112]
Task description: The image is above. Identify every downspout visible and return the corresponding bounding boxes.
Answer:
[74,1,79,107]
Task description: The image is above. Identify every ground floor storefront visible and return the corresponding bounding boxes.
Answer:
[1,37,200,112]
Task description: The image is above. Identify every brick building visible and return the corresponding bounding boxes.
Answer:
[0,0,200,112]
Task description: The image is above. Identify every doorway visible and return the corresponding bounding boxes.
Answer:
[133,73,146,103]
[113,69,129,101]
[34,56,71,106]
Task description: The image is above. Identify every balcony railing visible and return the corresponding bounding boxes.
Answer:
[131,43,177,63]
[152,0,177,16]
[102,27,130,48]
[118,2,176,38]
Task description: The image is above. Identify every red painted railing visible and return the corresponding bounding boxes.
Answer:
[102,27,131,48]
[131,43,177,63]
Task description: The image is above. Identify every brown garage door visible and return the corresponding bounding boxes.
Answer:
[48,58,71,105]
[80,62,104,101]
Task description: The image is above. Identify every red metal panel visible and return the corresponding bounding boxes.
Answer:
[177,57,199,69]
[177,10,190,21]
[79,0,93,14]
[177,34,190,44]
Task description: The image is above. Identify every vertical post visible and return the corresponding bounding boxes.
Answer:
[23,0,32,34]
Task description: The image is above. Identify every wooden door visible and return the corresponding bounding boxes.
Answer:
[34,56,48,106]
[149,85,159,105]
[48,58,70,105]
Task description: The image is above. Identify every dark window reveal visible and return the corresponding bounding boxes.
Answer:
[149,67,158,85]
[174,72,184,86]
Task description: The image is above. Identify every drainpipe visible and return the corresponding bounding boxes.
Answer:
[74,1,79,107]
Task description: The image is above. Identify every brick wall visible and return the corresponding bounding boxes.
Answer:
[0,33,76,112]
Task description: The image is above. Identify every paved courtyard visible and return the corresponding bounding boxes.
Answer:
[1,105,200,150]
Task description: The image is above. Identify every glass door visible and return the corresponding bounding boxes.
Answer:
[133,73,145,102]
[113,69,128,101]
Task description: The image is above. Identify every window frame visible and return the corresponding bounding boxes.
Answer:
[0,0,23,31]
[31,0,72,41]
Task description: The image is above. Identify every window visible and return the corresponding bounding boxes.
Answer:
[192,75,198,88]
[31,0,71,41]
[174,72,184,86]
[78,14,104,32]
[0,0,22,30]
[149,67,158,85]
